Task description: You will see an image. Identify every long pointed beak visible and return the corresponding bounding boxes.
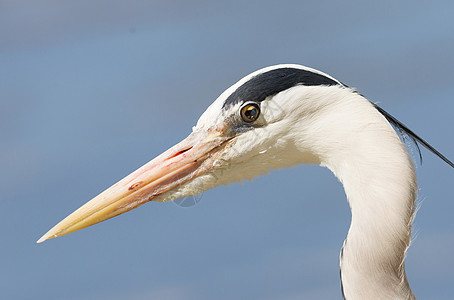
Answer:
[37,129,231,243]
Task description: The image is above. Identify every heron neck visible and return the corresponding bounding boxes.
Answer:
[321,114,417,299]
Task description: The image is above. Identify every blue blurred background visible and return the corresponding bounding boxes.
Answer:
[1,1,454,299]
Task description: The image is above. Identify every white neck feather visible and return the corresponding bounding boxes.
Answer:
[292,87,418,299]
[332,140,417,300]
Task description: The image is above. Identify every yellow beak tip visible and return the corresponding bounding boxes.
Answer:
[36,234,51,244]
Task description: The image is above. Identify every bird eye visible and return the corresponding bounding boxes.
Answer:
[240,102,260,123]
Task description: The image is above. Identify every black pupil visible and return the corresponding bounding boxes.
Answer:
[245,107,257,119]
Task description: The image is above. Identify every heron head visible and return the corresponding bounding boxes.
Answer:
[37,64,343,243]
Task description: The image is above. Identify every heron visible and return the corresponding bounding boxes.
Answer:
[37,64,453,299]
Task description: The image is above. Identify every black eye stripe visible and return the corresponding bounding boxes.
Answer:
[223,67,341,109]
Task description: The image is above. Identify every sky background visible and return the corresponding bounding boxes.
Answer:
[1,1,454,299]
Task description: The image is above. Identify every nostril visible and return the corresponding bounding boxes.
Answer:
[167,147,193,160]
